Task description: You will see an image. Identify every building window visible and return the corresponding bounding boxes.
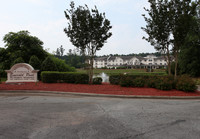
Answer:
[160,63,162,65]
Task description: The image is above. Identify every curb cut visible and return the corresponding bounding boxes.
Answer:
[1,90,200,99]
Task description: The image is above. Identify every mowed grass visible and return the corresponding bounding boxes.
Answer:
[76,69,167,75]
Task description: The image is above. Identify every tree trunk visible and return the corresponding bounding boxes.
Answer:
[174,50,178,79]
[88,57,94,84]
[166,48,171,75]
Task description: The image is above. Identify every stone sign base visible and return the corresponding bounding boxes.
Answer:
[5,63,39,83]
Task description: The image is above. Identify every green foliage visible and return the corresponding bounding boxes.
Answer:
[41,56,58,71]
[176,75,197,92]
[0,70,7,78]
[41,71,89,84]
[166,62,180,75]
[195,78,200,85]
[55,45,65,56]
[116,66,127,69]
[133,77,146,87]
[109,75,122,85]
[179,16,200,77]
[12,57,24,66]
[142,0,199,77]
[155,76,174,91]
[52,56,75,72]
[111,74,197,92]
[29,55,41,70]
[120,76,133,87]
[1,31,48,69]
[93,77,102,85]
[64,1,112,84]
[146,76,158,88]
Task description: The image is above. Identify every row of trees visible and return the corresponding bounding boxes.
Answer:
[0,31,75,77]
[55,51,86,69]
[142,0,200,77]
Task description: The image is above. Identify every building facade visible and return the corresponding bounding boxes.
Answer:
[93,55,167,69]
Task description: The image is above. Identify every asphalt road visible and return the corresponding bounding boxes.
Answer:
[0,95,200,139]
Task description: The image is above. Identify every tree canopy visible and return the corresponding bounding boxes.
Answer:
[1,30,48,70]
[179,9,200,77]
[142,0,199,77]
[64,1,112,83]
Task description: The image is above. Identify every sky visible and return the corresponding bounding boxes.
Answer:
[0,0,156,56]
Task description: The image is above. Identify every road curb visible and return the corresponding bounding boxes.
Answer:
[1,90,200,99]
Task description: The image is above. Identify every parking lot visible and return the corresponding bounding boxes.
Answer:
[0,94,200,139]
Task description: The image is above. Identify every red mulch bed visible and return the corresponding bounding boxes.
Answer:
[0,82,200,96]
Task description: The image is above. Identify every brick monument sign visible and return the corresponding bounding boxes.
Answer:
[5,63,39,83]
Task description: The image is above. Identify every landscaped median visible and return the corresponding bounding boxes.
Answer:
[0,72,199,98]
[0,82,200,98]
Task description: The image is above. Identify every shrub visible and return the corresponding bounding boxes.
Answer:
[133,77,146,87]
[93,77,102,85]
[176,75,197,92]
[120,76,134,87]
[41,71,89,84]
[29,55,41,70]
[155,76,174,90]
[146,76,158,88]
[109,75,122,85]
[41,56,58,71]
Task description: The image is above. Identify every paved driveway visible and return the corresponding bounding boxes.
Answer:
[0,94,200,139]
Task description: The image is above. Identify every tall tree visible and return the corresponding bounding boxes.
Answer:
[142,0,199,78]
[64,1,112,84]
[169,0,198,78]
[56,45,65,56]
[179,7,200,77]
[142,0,172,75]
[2,30,47,69]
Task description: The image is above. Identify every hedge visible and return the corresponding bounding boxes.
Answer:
[109,74,197,92]
[93,77,102,85]
[41,71,89,84]
[176,75,197,92]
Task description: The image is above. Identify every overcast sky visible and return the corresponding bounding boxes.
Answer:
[0,0,156,55]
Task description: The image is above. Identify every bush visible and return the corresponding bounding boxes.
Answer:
[133,77,146,87]
[29,55,41,70]
[41,71,89,84]
[176,75,197,92]
[120,76,134,87]
[146,76,158,88]
[109,75,122,85]
[155,76,174,90]
[41,72,60,83]
[93,77,102,85]
[41,56,58,71]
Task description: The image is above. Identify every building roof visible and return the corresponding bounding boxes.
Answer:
[94,56,108,61]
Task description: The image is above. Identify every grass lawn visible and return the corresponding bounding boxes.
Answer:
[76,68,167,75]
